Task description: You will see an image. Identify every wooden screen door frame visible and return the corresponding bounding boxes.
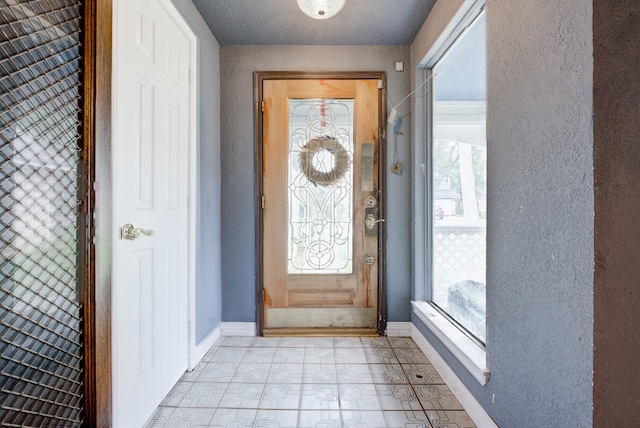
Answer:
[253,71,388,336]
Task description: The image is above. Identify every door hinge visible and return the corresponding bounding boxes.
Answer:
[262,289,265,302]
[377,79,383,90]
[261,195,265,209]
[187,321,192,341]
[261,101,265,112]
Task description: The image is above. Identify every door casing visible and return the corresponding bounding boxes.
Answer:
[253,71,388,336]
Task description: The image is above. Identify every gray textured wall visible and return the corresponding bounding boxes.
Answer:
[219,45,412,323]
[171,0,223,343]
[486,1,593,424]
[593,1,640,425]
[412,0,594,426]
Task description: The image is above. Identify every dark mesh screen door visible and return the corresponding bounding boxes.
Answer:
[0,1,85,426]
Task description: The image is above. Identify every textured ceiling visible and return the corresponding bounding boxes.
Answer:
[191,0,436,46]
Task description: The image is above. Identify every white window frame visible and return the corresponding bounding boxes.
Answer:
[412,1,489,386]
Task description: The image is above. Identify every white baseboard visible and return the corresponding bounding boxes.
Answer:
[220,322,256,337]
[411,324,498,428]
[189,324,221,370]
[386,322,413,336]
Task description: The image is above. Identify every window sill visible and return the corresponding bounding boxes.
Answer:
[411,300,490,385]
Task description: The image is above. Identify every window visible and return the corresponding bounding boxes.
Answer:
[428,11,487,343]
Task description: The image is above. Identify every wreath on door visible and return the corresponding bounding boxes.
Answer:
[299,136,350,186]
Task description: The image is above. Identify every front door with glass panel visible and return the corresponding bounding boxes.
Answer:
[262,78,382,333]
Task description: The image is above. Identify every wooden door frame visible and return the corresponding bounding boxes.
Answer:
[83,0,112,425]
[253,71,388,336]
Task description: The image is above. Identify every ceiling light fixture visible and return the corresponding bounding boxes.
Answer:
[297,0,346,20]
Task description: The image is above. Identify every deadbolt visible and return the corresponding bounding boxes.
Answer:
[364,196,377,208]
[364,254,376,265]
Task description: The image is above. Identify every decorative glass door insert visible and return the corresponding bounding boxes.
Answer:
[288,99,354,274]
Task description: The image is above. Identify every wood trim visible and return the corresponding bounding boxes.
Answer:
[264,327,378,337]
[83,0,112,426]
[377,73,388,336]
[255,71,387,81]
[253,71,265,335]
[81,2,96,423]
[253,71,388,337]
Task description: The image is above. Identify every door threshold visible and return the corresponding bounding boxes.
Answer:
[263,327,379,337]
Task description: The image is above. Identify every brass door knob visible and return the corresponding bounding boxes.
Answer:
[121,223,154,240]
[365,214,385,230]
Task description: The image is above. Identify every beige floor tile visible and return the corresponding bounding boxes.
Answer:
[241,346,276,363]
[304,347,336,364]
[297,410,341,427]
[383,410,432,427]
[402,363,445,384]
[197,361,239,383]
[335,347,368,364]
[341,409,386,426]
[255,409,299,426]
[361,337,391,348]
[207,346,247,363]
[426,409,477,427]
[388,337,419,349]
[364,347,400,364]
[375,384,422,411]
[339,384,382,410]
[231,362,271,383]
[268,363,304,383]
[369,363,409,384]
[159,381,192,406]
[273,347,305,364]
[395,347,431,364]
[259,384,302,409]
[180,382,226,408]
[209,408,256,427]
[143,406,174,428]
[302,364,338,383]
[300,384,340,410]
[148,336,478,428]
[166,408,215,426]
[414,384,464,410]
[218,383,263,408]
[337,364,374,383]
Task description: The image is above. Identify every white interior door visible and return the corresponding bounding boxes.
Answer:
[112,0,192,426]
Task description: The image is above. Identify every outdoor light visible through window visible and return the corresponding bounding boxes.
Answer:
[297,0,346,20]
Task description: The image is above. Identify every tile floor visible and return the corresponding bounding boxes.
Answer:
[144,336,476,427]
